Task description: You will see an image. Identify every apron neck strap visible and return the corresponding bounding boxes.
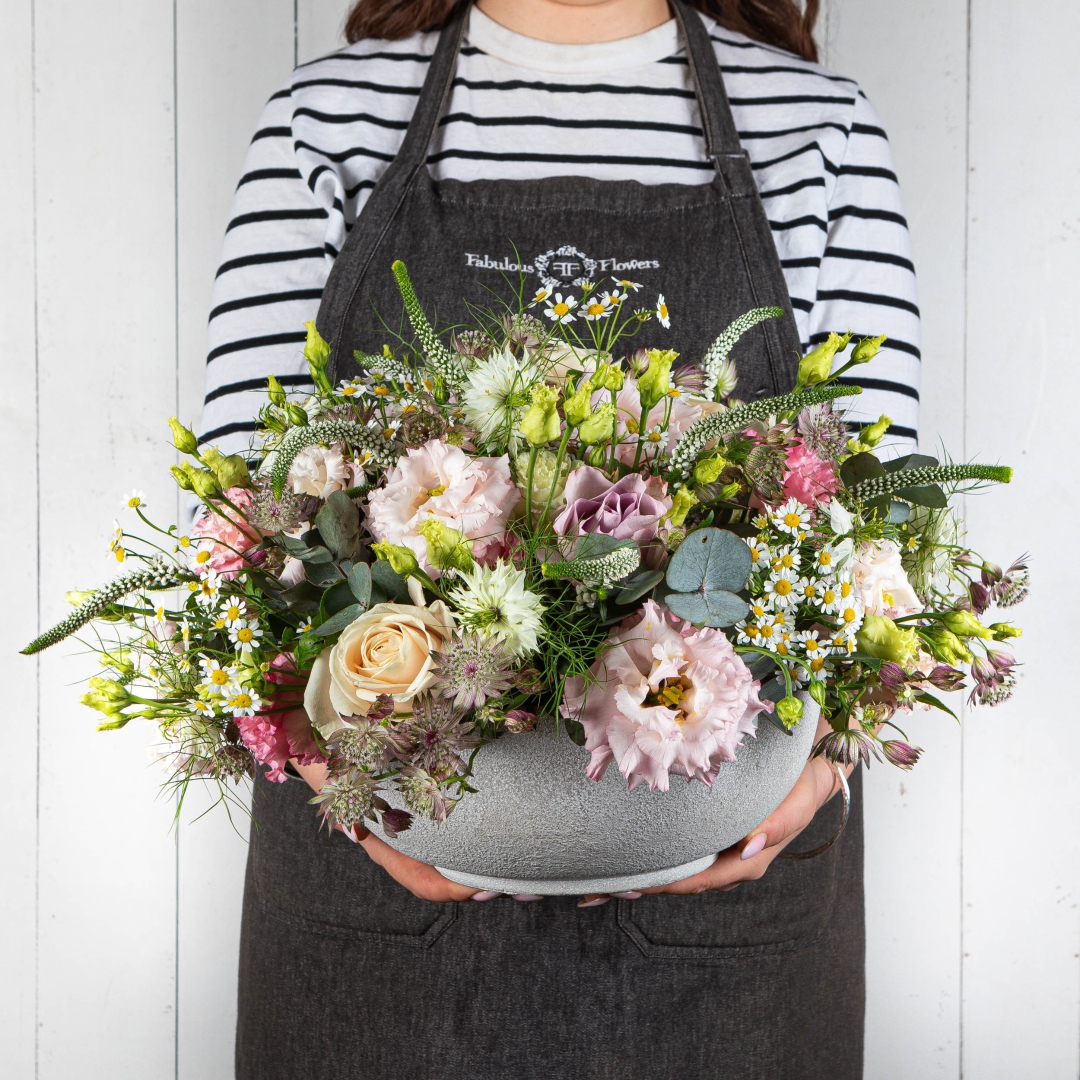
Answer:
[396,0,743,173]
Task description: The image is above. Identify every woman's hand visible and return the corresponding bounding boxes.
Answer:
[580,712,851,906]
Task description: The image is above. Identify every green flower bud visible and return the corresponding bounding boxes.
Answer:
[168,416,199,456]
[923,626,972,665]
[417,519,474,573]
[856,414,892,450]
[304,320,330,370]
[586,446,607,468]
[563,376,594,428]
[601,363,624,392]
[184,464,223,500]
[65,590,95,607]
[665,487,699,527]
[851,333,887,364]
[775,695,804,729]
[170,464,194,491]
[637,348,678,411]
[942,609,994,641]
[989,622,1023,641]
[797,331,852,387]
[199,446,252,490]
[719,480,743,501]
[81,676,131,718]
[519,384,562,446]
[286,403,310,427]
[371,541,420,577]
[856,614,918,666]
[578,401,615,445]
[808,680,827,708]
[693,453,727,485]
[266,374,287,407]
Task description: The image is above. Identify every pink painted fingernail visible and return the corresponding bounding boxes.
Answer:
[577,896,610,908]
[741,833,768,861]
[611,891,642,899]
[512,893,545,902]
[471,891,502,901]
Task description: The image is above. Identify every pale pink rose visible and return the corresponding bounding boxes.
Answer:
[782,440,840,507]
[289,444,363,499]
[562,600,771,791]
[365,439,519,577]
[852,539,921,617]
[552,466,671,546]
[191,487,263,578]
[613,377,714,466]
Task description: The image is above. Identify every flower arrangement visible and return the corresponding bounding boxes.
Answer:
[23,262,1026,838]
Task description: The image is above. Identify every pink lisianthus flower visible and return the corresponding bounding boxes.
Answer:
[613,376,718,466]
[191,487,264,578]
[365,439,519,578]
[562,600,771,791]
[781,439,840,507]
[235,653,325,783]
[552,466,672,545]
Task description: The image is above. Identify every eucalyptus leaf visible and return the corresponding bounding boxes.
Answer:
[279,534,311,556]
[840,452,885,488]
[665,589,749,627]
[312,604,365,638]
[280,580,322,612]
[614,569,665,606]
[296,544,334,565]
[321,579,358,618]
[347,562,372,607]
[884,452,938,474]
[665,527,751,594]
[305,560,344,585]
[370,560,409,605]
[314,491,363,561]
[894,483,947,509]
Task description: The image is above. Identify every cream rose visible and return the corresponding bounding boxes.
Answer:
[327,587,454,716]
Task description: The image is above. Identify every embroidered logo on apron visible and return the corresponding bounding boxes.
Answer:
[464,245,661,291]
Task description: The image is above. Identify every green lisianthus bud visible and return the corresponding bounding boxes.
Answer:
[665,488,699,528]
[578,401,615,445]
[637,349,678,412]
[199,446,252,490]
[266,374,287,407]
[168,416,199,456]
[856,614,918,666]
[989,622,1023,641]
[417,519,474,573]
[304,320,330,370]
[371,541,420,577]
[693,454,727,485]
[519,384,562,446]
[797,331,852,387]
[81,676,131,718]
[856,414,892,450]
[586,446,607,468]
[170,464,194,491]
[600,362,624,391]
[942,609,994,641]
[808,680,827,708]
[183,463,223,500]
[851,333,887,364]
[923,626,972,665]
[563,376,594,428]
[286,403,310,427]
[775,695,804,729]
[719,480,743,501]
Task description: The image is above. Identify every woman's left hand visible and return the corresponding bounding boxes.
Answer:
[579,712,850,905]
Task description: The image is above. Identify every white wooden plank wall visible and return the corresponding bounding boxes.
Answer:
[1,2,1075,1077]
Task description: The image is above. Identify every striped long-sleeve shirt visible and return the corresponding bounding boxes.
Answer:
[200,7,920,456]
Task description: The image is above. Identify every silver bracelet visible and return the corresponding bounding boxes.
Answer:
[777,759,851,861]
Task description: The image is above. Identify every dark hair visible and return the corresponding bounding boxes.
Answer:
[345,0,819,63]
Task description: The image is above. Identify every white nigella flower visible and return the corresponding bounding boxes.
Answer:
[772,497,811,536]
[655,294,671,329]
[764,567,799,608]
[224,687,264,718]
[199,656,238,696]
[543,292,578,324]
[228,618,263,656]
[461,345,536,446]
[448,559,545,657]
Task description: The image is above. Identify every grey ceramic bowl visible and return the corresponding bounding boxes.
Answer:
[373,694,819,895]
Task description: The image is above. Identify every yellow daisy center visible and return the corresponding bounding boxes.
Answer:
[819,552,832,566]
[658,303,668,319]
[210,670,229,686]
[237,627,254,643]
[840,581,853,598]
[373,385,390,396]
[773,578,793,596]
[587,303,605,316]
[195,550,211,564]
[231,694,252,709]
[783,512,802,528]
[804,584,818,598]
[553,302,569,317]
[842,607,858,623]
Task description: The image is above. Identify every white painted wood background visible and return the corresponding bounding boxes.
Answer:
[1,1,1075,1076]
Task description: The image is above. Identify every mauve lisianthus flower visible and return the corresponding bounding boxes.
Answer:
[852,539,921,617]
[365,439,519,577]
[552,466,672,546]
[562,600,771,791]
[191,487,263,578]
[781,439,841,507]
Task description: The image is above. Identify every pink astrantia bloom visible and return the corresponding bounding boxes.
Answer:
[562,600,771,791]
[552,466,672,546]
[365,439,519,577]
[781,439,841,507]
[236,653,325,782]
[191,487,264,578]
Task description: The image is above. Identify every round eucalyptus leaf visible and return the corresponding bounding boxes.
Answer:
[665,527,752,595]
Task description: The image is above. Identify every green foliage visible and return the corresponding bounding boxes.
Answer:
[663,527,751,627]
[849,463,1012,502]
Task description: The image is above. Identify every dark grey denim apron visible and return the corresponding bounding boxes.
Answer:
[237,4,865,1077]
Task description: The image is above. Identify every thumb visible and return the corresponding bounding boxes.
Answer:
[742,762,823,855]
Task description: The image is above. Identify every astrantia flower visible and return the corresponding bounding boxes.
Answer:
[460,345,535,446]
[392,693,480,773]
[398,766,456,823]
[772,497,811,536]
[249,484,317,533]
[452,328,495,362]
[797,402,848,459]
[543,292,578,324]
[655,294,671,328]
[814,728,879,768]
[430,632,515,709]
[563,600,770,791]
[448,560,545,657]
[310,767,380,829]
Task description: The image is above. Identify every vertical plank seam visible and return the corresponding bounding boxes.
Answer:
[172,1,181,1077]
[294,0,299,70]
[31,0,41,1074]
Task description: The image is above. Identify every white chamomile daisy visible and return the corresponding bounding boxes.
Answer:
[192,698,216,717]
[772,497,811,536]
[813,545,840,575]
[764,567,799,608]
[219,598,247,627]
[582,296,614,321]
[228,619,264,655]
[599,289,625,306]
[124,489,146,510]
[793,577,822,605]
[109,521,125,562]
[298,616,314,634]
[543,293,578,324]
[616,278,642,292]
[773,625,797,658]
[530,286,553,307]
[748,599,770,623]
[199,656,238,696]
[642,425,668,451]
[771,546,802,573]
[822,577,857,614]
[224,688,264,718]
[756,620,782,649]
[338,378,363,397]
[151,604,168,626]
[736,620,761,645]
[381,417,402,441]
[746,535,771,571]
[194,570,222,606]
[655,294,671,328]
[799,629,830,668]
[831,632,857,655]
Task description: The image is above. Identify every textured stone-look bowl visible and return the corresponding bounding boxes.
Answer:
[373,694,819,896]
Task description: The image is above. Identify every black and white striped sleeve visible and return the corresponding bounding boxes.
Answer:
[807,91,921,451]
[198,85,336,457]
